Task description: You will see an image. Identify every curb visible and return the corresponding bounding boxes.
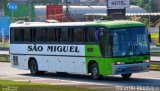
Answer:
[0,61,10,63]
[150,64,160,71]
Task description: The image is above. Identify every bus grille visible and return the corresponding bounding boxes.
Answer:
[125,61,143,64]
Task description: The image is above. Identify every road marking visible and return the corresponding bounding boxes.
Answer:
[150,64,160,70]
[13,80,30,82]
[132,76,160,80]
[32,78,112,86]
[0,67,13,70]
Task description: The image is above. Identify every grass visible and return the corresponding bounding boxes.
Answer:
[151,33,160,46]
[151,33,159,39]
[0,42,10,62]
[0,42,9,48]
[0,57,10,62]
[0,80,106,91]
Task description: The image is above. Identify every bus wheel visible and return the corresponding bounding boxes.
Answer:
[91,63,102,80]
[121,73,132,79]
[29,59,45,75]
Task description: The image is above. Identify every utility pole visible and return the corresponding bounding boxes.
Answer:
[149,0,151,29]
[2,27,4,47]
[66,0,69,14]
[0,0,5,17]
[28,0,31,21]
[0,1,2,17]
[159,26,160,43]
[65,0,70,22]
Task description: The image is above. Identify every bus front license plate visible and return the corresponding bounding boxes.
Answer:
[130,66,141,71]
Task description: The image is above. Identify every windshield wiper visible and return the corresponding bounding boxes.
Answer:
[126,45,133,56]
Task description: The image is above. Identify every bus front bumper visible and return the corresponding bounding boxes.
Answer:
[113,62,150,75]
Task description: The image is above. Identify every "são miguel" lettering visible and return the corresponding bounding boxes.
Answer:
[28,45,80,53]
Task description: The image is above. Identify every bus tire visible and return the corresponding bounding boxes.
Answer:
[29,59,45,75]
[90,63,103,80]
[121,73,132,79]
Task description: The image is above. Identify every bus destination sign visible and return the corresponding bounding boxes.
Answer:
[107,0,130,8]
[107,9,126,19]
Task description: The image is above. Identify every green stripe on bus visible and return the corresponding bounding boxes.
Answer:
[85,20,145,29]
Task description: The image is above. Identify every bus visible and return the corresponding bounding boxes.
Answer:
[10,20,150,80]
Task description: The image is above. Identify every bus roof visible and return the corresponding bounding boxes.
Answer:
[10,20,145,29]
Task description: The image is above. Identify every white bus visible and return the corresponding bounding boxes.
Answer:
[10,20,150,80]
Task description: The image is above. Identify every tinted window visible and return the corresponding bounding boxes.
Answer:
[73,28,84,42]
[61,28,68,42]
[24,28,30,42]
[68,28,74,42]
[85,28,99,42]
[10,29,14,42]
[36,28,46,42]
[31,28,36,42]
[47,28,56,42]
[56,28,61,42]
[11,28,26,42]
[14,29,22,42]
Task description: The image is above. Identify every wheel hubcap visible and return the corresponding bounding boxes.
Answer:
[31,62,37,73]
[92,67,98,78]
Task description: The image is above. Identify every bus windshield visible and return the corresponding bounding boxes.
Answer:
[111,27,150,57]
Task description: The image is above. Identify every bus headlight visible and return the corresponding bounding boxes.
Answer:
[143,60,150,62]
[114,62,125,65]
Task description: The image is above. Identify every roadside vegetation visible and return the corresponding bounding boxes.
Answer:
[0,57,9,62]
[131,0,151,12]
[0,42,9,48]
[0,42,9,62]
[0,80,107,91]
[151,33,160,46]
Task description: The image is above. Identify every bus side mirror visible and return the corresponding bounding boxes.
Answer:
[148,33,151,43]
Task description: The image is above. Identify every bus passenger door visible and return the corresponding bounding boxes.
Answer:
[99,30,105,57]
[99,30,111,74]
[100,30,111,57]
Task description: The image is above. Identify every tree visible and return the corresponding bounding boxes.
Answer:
[0,0,9,16]
[130,0,151,12]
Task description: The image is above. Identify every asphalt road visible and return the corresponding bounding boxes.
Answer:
[0,50,160,90]
[0,63,160,90]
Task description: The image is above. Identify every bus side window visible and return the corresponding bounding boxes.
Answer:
[36,28,46,42]
[10,28,14,42]
[13,28,23,42]
[69,28,74,42]
[85,27,99,43]
[61,28,69,42]
[56,28,61,42]
[24,28,30,42]
[30,28,37,42]
[84,28,88,42]
[95,28,100,42]
[47,28,56,42]
[73,27,84,43]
